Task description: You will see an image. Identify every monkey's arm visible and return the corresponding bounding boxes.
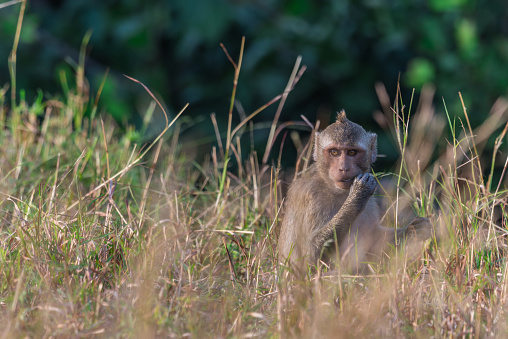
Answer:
[310,173,377,263]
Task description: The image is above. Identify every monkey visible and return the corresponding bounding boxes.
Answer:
[278,110,432,275]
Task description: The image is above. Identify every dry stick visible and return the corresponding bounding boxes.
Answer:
[169,121,180,163]
[223,237,238,286]
[67,79,187,211]
[14,141,24,180]
[105,180,115,230]
[300,114,315,129]
[472,99,508,156]
[10,267,25,312]
[93,68,110,110]
[249,155,259,210]
[138,138,164,230]
[230,142,242,179]
[375,82,395,130]
[489,122,508,193]
[459,92,482,179]
[48,153,61,214]
[100,119,111,180]
[8,0,26,106]
[236,136,243,180]
[293,121,320,181]
[226,232,249,260]
[486,122,508,249]
[494,134,508,195]
[458,93,487,224]
[262,56,303,164]
[36,106,51,156]
[229,65,307,143]
[271,121,309,156]
[393,80,401,152]
[101,118,113,230]
[221,37,245,156]
[77,32,92,100]
[258,120,310,179]
[277,131,288,169]
[211,113,224,159]
[236,135,246,227]
[216,38,245,212]
[124,75,169,127]
[0,0,23,9]
[212,146,219,179]
[392,83,410,248]
[302,120,319,172]
[44,153,61,240]
[108,195,128,226]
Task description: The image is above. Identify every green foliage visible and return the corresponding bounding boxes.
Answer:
[1,0,508,168]
[429,0,468,12]
[406,57,435,88]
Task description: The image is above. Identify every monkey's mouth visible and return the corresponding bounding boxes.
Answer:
[335,178,353,189]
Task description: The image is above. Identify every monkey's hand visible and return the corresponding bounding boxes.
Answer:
[349,173,377,203]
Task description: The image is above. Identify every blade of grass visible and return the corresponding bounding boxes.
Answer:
[262,56,303,164]
[7,0,26,107]
[67,77,187,211]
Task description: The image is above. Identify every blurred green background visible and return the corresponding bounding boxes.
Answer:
[1,0,508,168]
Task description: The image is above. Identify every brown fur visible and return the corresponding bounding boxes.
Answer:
[278,111,431,275]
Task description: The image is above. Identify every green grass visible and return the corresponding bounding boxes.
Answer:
[2,7,508,337]
[0,68,507,339]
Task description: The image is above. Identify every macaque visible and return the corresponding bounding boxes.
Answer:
[278,111,431,275]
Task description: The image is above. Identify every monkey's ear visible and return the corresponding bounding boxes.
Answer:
[313,132,321,162]
[369,133,377,163]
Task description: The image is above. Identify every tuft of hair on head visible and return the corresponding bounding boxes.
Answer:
[336,110,348,123]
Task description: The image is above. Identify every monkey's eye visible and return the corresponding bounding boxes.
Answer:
[347,150,358,156]
[329,149,339,157]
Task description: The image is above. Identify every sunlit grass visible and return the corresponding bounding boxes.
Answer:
[2,60,508,337]
[2,6,508,336]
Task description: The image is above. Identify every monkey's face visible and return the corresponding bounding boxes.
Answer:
[313,112,378,191]
[320,145,370,190]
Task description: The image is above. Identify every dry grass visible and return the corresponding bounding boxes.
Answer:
[2,7,508,337]
[3,70,508,338]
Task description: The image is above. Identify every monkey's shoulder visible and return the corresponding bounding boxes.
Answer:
[286,167,332,201]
